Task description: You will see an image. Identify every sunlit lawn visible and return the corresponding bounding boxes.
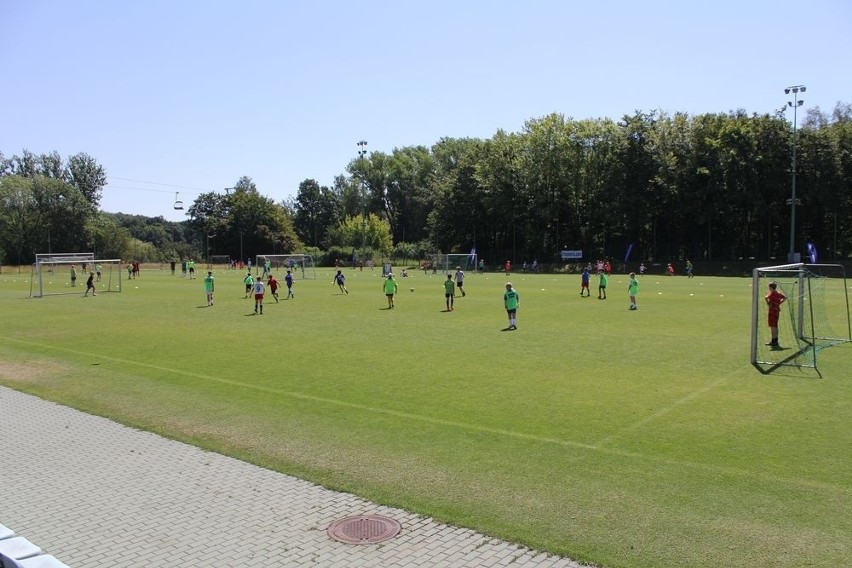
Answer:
[1,265,850,568]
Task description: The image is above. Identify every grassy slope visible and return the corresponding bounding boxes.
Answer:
[1,267,850,568]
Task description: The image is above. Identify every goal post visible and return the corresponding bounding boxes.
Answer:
[428,253,478,275]
[255,254,317,279]
[751,263,851,371]
[30,256,123,298]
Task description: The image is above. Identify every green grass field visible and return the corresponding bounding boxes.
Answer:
[1,265,850,568]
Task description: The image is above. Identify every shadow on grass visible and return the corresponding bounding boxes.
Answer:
[752,345,823,379]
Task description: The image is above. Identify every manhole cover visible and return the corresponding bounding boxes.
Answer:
[327,514,401,544]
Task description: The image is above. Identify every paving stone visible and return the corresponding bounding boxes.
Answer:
[1,387,588,568]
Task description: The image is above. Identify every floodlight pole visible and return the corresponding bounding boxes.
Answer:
[224,187,237,263]
[784,85,806,263]
[357,140,368,264]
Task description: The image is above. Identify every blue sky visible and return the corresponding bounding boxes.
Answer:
[2,0,850,222]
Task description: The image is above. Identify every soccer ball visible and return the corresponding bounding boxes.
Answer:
[410,287,415,292]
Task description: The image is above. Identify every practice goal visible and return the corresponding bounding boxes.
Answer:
[426,253,478,275]
[751,263,851,371]
[255,254,317,279]
[209,255,231,269]
[30,255,123,298]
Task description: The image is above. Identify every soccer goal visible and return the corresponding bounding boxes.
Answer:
[30,256,123,298]
[209,255,231,269]
[255,254,317,279]
[428,253,478,275]
[751,263,851,371]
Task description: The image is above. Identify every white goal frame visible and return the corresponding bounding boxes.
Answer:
[30,256,123,298]
[751,262,851,371]
[428,253,478,275]
[255,254,317,279]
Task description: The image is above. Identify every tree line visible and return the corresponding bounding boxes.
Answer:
[2,103,850,267]
[302,105,851,266]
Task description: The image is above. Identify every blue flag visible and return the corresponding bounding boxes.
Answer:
[806,241,818,264]
[623,242,635,264]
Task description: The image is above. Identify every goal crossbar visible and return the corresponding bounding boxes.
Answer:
[255,254,317,279]
[30,257,123,298]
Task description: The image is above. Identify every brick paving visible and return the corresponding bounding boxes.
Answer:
[1,387,587,567]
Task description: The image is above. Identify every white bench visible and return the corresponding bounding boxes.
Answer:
[0,524,69,568]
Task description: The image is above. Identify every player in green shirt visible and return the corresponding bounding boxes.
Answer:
[504,282,519,330]
[443,274,455,311]
[598,271,608,300]
[204,271,215,306]
[383,273,398,309]
[628,272,639,310]
[243,272,254,299]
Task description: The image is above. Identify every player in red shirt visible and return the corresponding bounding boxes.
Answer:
[764,282,787,349]
[267,274,279,303]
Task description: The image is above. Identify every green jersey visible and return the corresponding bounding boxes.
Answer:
[384,277,398,295]
[599,273,608,287]
[443,279,455,295]
[504,288,519,310]
[204,275,215,292]
[628,277,639,295]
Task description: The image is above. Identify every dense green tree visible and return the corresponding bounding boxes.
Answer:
[292,179,343,247]
[85,214,132,260]
[0,175,90,264]
[427,137,485,252]
[1,150,105,208]
[326,213,393,257]
[186,176,302,262]
[5,101,851,268]
[66,152,107,207]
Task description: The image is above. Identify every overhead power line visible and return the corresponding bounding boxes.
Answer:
[106,176,212,192]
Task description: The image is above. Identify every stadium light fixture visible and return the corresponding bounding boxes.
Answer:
[357,140,368,261]
[784,84,806,263]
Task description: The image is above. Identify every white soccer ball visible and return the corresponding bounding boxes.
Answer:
[410,287,415,292]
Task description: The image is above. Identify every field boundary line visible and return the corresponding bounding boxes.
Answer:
[593,376,729,448]
[0,336,845,495]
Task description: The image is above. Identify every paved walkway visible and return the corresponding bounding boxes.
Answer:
[1,387,586,567]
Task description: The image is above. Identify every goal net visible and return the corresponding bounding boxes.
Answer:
[255,254,317,279]
[751,263,851,370]
[30,256,123,298]
[209,255,231,269]
[427,253,478,275]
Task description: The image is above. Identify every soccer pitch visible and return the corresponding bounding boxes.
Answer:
[1,266,850,568]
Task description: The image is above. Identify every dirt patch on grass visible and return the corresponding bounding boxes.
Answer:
[0,360,69,384]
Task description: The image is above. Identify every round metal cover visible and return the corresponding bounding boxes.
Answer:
[327,514,401,544]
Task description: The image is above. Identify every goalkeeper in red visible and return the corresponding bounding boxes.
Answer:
[764,281,787,349]
[503,282,519,330]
